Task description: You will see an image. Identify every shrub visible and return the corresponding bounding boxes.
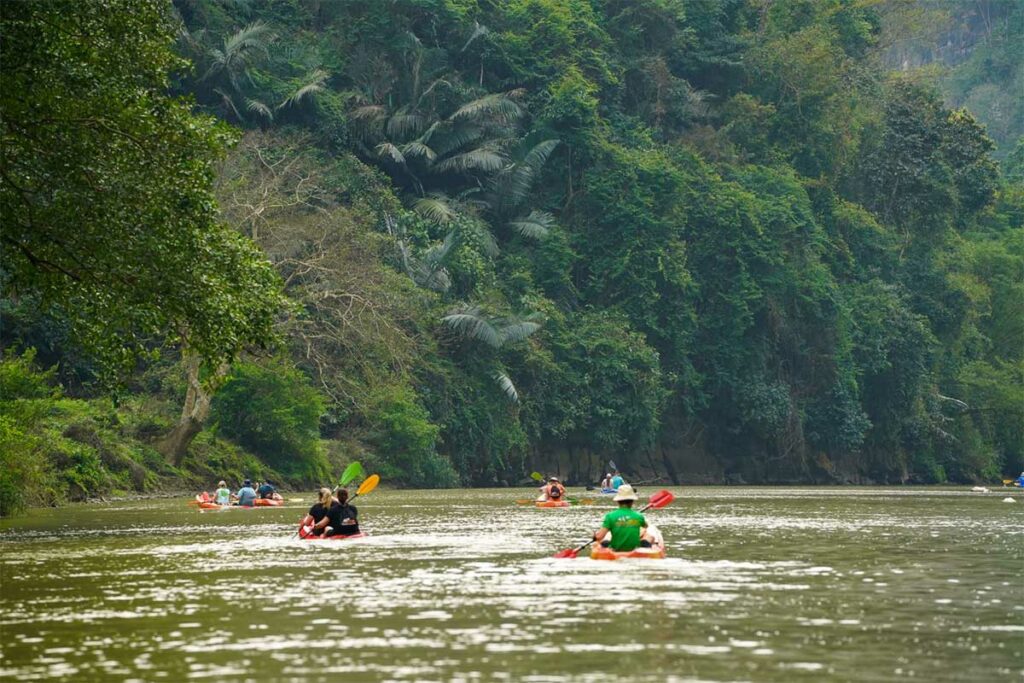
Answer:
[211,358,329,482]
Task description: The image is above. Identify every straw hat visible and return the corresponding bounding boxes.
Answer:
[613,484,638,502]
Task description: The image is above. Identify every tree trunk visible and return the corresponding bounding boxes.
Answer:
[156,354,227,467]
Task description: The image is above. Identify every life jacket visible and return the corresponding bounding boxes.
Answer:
[549,484,563,499]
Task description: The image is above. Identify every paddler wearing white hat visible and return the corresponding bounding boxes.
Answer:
[592,484,651,551]
[537,476,567,502]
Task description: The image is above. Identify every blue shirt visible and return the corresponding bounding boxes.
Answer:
[611,475,625,488]
[236,486,257,506]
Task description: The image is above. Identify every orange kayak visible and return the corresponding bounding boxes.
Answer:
[535,500,570,508]
[254,498,284,507]
[590,545,666,560]
[589,525,666,560]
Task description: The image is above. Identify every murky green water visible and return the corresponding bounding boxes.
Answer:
[1,487,1022,681]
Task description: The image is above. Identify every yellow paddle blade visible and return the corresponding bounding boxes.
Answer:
[357,474,380,496]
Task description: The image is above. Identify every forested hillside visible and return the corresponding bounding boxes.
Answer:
[2,0,1022,513]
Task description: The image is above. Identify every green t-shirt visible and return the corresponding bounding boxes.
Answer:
[214,487,231,504]
[601,507,647,551]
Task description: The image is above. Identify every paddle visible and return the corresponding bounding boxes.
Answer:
[340,461,364,487]
[553,489,676,558]
[530,472,544,482]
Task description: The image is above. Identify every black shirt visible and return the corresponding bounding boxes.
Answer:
[326,501,359,535]
[308,502,329,523]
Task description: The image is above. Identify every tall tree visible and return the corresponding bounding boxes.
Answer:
[0,1,283,380]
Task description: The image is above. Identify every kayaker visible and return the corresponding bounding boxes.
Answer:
[257,480,282,501]
[235,479,257,507]
[316,487,360,537]
[538,476,566,502]
[600,473,612,489]
[213,480,231,506]
[592,484,650,552]
[1016,472,1024,487]
[610,471,625,489]
[302,488,333,537]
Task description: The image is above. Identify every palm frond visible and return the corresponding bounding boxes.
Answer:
[278,69,328,110]
[442,306,502,347]
[507,210,554,240]
[522,139,560,174]
[423,229,458,266]
[386,112,425,138]
[411,195,457,224]
[434,148,506,174]
[493,371,519,403]
[223,21,272,57]
[499,320,541,344]
[246,98,273,121]
[477,226,500,258]
[351,104,387,120]
[461,21,490,52]
[451,92,523,122]
[375,142,406,165]
[430,123,484,157]
[401,141,437,162]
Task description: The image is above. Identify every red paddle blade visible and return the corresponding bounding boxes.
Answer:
[645,489,675,509]
[553,548,578,559]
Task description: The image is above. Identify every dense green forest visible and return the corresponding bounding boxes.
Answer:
[2,0,1021,514]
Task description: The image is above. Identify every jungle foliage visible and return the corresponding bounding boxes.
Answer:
[2,0,1021,512]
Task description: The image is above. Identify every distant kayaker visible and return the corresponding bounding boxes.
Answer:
[257,480,283,501]
[537,476,566,502]
[600,473,613,489]
[1017,472,1024,487]
[302,488,333,537]
[592,484,650,552]
[315,487,360,537]
[610,471,625,489]
[235,479,257,507]
[213,480,231,506]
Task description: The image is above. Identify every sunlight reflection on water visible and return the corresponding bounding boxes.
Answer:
[1,487,1022,681]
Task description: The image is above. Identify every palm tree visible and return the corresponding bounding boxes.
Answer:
[201,21,274,92]
[441,305,542,402]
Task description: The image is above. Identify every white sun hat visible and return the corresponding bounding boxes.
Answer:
[613,484,638,502]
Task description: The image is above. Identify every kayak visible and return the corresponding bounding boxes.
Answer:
[598,488,618,495]
[590,525,666,560]
[254,498,284,507]
[590,545,666,560]
[535,500,570,508]
[300,532,368,541]
[297,518,366,540]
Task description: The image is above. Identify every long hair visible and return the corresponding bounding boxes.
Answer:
[318,487,332,505]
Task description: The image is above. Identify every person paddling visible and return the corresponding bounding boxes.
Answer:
[235,479,257,507]
[537,476,566,502]
[257,479,283,501]
[610,471,625,489]
[213,480,231,506]
[302,488,333,537]
[592,485,651,551]
[600,473,613,489]
[314,487,360,537]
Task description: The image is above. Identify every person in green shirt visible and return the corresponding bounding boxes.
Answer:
[592,484,650,551]
[213,481,231,505]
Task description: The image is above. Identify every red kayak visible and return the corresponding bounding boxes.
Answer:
[297,516,366,540]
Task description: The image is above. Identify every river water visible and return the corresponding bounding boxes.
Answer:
[1,487,1021,682]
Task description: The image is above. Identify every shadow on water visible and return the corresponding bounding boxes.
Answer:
[1,487,1022,681]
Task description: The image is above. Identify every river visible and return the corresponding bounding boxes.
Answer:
[1,487,1021,681]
